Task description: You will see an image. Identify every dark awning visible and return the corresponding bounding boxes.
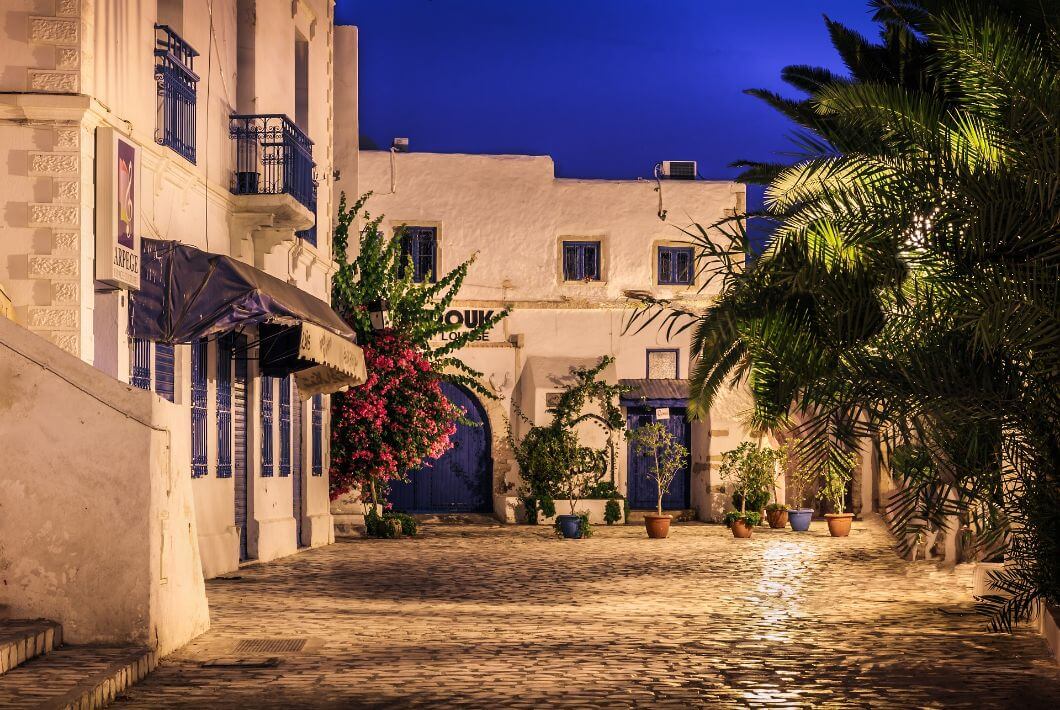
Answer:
[619,379,689,408]
[130,238,366,396]
[131,238,355,342]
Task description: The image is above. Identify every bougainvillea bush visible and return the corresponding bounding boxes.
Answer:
[329,331,462,502]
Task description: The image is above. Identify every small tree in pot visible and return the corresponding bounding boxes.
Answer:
[719,442,775,538]
[626,422,689,539]
[821,449,859,537]
[777,437,825,532]
[507,357,625,538]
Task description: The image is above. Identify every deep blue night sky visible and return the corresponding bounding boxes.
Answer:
[335,1,880,209]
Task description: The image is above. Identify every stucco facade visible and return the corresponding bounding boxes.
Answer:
[352,149,764,521]
[0,0,357,608]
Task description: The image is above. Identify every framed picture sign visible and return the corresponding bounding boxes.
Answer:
[95,127,141,290]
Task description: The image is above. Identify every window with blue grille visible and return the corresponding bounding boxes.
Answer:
[658,246,694,285]
[131,338,152,390]
[216,336,233,478]
[261,376,274,477]
[279,376,291,477]
[154,24,198,163]
[154,342,175,402]
[397,226,437,283]
[562,241,601,281]
[312,394,324,476]
[190,339,208,478]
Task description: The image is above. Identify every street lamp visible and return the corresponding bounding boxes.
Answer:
[368,298,391,332]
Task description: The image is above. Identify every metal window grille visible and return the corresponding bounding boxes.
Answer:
[647,349,680,379]
[397,227,437,283]
[191,339,208,478]
[131,338,152,390]
[261,376,274,477]
[154,24,199,163]
[229,114,315,211]
[154,342,176,402]
[562,241,601,281]
[658,246,694,285]
[216,336,234,478]
[279,376,291,477]
[311,394,324,476]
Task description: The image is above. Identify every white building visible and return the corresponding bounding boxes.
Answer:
[349,149,774,523]
[0,0,363,650]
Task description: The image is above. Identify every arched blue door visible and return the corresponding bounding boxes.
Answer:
[387,383,492,514]
[627,407,691,510]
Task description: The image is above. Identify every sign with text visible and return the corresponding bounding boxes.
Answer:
[95,127,141,290]
[436,308,505,342]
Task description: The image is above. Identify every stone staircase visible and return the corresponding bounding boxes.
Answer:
[0,619,156,709]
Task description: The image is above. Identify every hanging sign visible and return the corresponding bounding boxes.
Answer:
[95,127,141,290]
[655,407,671,421]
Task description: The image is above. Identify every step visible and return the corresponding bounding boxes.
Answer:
[626,509,697,523]
[0,620,62,675]
[0,644,156,709]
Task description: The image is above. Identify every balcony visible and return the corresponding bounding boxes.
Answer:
[228,114,316,265]
[154,24,199,164]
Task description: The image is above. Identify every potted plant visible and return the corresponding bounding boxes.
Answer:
[821,449,858,537]
[764,445,787,528]
[553,431,605,539]
[506,358,626,538]
[779,437,816,532]
[724,510,762,538]
[626,422,689,539]
[719,442,776,539]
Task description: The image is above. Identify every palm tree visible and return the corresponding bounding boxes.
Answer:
[628,0,1060,628]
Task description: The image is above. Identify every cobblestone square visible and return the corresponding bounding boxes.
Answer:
[119,519,1060,708]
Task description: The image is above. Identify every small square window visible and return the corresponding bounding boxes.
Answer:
[647,349,679,379]
[562,241,601,281]
[397,226,437,283]
[658,246,694,285]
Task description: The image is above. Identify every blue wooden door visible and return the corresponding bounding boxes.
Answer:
[233,336,251,561]
[627,408,691,510]
[388,383,492,514]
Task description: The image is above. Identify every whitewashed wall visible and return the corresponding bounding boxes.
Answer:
[354,150,753,521]
[0,1,350,591]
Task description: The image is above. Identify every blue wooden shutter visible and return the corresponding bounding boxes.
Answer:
[563,242,600,281]
[190,339,208,478]
[279,376,291,476]
[261,376,274,476]
[154,342,175,401]
[582,242,600,280]
[292,379,303,478]
[312,394,324,476]
[131,339,151,390]
[216,336,233,478]
[658,246,693,285]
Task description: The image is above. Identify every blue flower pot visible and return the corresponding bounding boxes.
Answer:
[556,514,582,539]
[788,508,814,532]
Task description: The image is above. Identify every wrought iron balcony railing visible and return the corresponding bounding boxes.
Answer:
[154,24,199,164]
[229,114,315,213]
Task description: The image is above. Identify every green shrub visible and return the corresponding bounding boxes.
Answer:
[724,510,762,527]
[604,499,622,525]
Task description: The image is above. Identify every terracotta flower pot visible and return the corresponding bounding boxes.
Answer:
[825,513,855,537]
[730,519,754,538]
[766,508,789,529]
[644,514,672,539]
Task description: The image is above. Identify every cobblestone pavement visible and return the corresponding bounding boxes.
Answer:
[118,518,1060,708]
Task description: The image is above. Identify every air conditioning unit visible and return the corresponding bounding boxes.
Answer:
[660,161,696,180]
